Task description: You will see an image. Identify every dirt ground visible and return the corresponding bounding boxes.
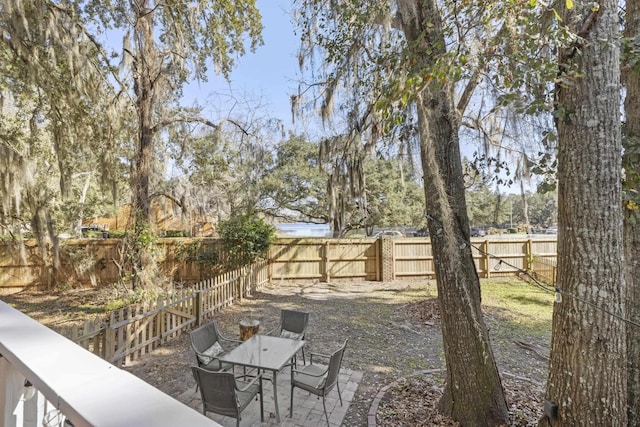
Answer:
[2,279,547,426]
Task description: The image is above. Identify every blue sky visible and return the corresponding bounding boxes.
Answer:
[177,1,536,194]
[182,0,300,131]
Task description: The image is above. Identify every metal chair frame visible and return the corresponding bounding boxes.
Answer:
[289,339,348,426]
[268,309,310,364]
[192,367,264,427]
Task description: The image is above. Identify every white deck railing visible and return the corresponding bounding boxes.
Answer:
[0,301,218,427]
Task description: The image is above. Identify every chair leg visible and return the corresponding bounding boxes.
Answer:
[337,381,343,406]
[322,396,329,426]
[259,377,264,422]
[290,384,294,418]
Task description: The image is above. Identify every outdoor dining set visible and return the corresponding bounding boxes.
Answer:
[189,309,349,426]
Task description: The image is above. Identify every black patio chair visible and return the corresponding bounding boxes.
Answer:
[268,309,310,364]
[191,367,264,427]
[189,321,239,372]
[289,339,348,426]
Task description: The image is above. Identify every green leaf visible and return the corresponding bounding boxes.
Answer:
[565,0,574,9]
[552,8,563,21]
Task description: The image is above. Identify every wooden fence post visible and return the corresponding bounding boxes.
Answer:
[156,296,164,344]
[483,239,490,278]
[375,239,381,281]
[323,240,331,282]
[526,239,533,271]
[242,267,248,297]
[236,274,243,302]
[105,311,116,362]
[268,247,273,282]
[195,289,202,326]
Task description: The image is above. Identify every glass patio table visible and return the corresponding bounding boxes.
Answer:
[217,334,305,422]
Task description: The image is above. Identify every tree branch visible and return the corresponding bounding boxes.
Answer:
[258,206,328,223]
[151,116,249,135]
[456,69,481,115]
[150,191,183,207]
[456,19,512,115]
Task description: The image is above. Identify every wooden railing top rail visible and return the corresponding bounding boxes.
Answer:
[0,300,217,426]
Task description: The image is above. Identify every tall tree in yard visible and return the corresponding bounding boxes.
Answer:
[112,1,263,287]
[0,1,263,288]
[541,0,626,424]
[622,0,640,421]
[295,0,509,423]
[395,3,508,423]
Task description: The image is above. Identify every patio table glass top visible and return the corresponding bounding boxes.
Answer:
[217,334,305,423]
[218,334,305,371]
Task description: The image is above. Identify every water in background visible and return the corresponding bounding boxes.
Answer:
[275,223,331,237]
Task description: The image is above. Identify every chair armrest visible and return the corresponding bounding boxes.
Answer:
[221,337,243,346]
[217,331,243,346]
[193,347,228,365]
[309,351,331,364]
[236,372,263,392]
[265,324,280,336]
[292,366,328,378]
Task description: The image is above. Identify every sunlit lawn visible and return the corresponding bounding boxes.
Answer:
[481,277,554,339]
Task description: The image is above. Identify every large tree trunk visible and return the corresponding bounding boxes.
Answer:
[541,1,626,425]
[623,0,640,422]
[397,1,509,425]
[625,198,640,426]
[418,87,508,426]
[493,191,503,227]
[131,0,159,289]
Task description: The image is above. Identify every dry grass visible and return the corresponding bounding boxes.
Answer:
[3,278,552,426]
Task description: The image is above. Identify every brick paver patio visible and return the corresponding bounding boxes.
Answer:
[177,365,363,427]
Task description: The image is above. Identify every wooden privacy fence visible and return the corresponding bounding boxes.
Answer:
[57,260,268,366]
[1,236,558,289]
[269,237,558,282]
[29,238,558,366]
[531,255,557,285]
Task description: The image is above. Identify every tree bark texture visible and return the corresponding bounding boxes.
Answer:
[542,1,626,425]
[625,201,640,426]
[133,1,155,226]
[623,0,640,421]
[396,1,509,425]
[131,0,160,288]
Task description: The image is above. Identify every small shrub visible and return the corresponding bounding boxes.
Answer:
[174,240,221,276]
[218,212,276,268]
